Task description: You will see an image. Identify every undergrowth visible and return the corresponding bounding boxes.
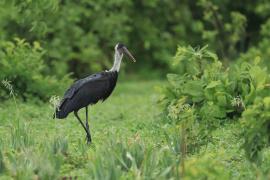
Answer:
[159,46,270,177]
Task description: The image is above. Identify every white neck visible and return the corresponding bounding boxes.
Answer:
[109,51,123,72]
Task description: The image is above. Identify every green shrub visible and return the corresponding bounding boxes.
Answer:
[241,97,270,162]
[0,38,71,101]
[160,46,230,152]
[160,45,270,158]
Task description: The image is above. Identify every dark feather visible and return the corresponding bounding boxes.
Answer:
[55,71,118,119]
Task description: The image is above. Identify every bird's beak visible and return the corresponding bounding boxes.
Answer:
[123,47,136,62]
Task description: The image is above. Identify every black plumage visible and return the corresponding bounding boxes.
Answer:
[55,71,118,119]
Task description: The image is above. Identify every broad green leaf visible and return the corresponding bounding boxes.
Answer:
[182,80,204,102]
[206,80,221,89]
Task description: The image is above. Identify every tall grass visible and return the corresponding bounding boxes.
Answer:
[0,80,65,179]
[86,132,182,180]
[2,79,19,121]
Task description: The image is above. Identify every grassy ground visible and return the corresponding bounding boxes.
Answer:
[0,80,269,179]
[0,80,167,179]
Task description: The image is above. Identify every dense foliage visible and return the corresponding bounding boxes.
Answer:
[0,0,270,77]
[1,0,270,100]
[160,46,270,163]
[240,19,270,69]
[0,38,71,101]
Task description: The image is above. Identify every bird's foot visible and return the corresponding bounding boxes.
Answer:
[85,134,92,145]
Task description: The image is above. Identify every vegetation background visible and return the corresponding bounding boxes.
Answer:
[1,0,270,179]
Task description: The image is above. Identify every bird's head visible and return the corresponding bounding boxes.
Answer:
[115,43,136,62]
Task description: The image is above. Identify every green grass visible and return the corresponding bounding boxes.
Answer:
[0,80,269,179]
[0,80,171,179]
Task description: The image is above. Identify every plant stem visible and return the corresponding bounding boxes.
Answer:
[180,123,186,178]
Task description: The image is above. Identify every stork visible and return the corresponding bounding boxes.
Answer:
[54,43,136,144]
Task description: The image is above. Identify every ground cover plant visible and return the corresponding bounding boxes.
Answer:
[159,46,270,177]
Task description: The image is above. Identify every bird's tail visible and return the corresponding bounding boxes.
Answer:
[53,108,68,119]
[53,99,69,119]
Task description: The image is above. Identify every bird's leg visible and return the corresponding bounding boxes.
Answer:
[85,106,91,144]
[74,111,91,144]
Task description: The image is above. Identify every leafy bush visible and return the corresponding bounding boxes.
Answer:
[0,38,71,101]
[241,97,270,162]
[160,46,231,152]
[160,45,270,158]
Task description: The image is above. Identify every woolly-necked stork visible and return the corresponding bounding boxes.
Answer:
[54,43,136,144]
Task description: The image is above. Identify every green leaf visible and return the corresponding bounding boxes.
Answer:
[182,80,204,102]
[206,80,221,89]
